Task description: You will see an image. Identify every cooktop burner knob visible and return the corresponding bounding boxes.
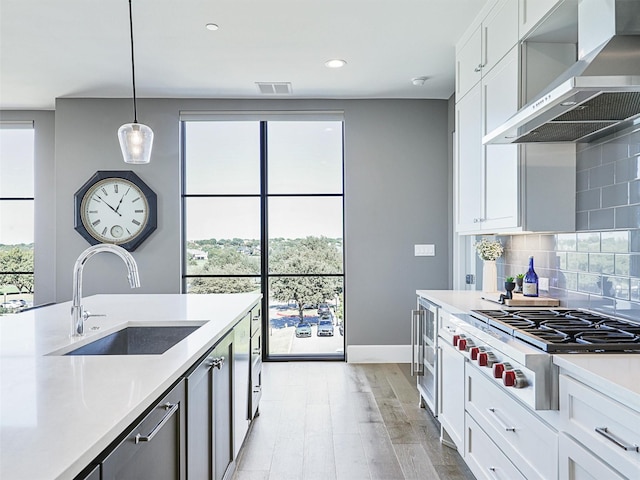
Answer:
[493,363,505,378]
[478,351,496,367]
[503,369,528,388]
[458,338,474,351]
[453,335,461,347]
[470,346,485,360]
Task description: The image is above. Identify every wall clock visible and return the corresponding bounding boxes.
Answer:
[74,171,157,251]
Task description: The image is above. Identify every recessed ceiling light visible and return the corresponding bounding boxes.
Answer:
[205,23,219,31]
[325,59,346,69]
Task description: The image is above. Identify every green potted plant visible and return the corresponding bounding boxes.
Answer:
[515,273,524,293]
[504,276,516,299]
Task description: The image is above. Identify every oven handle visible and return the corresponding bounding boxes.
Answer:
[595,427,639,452]
[487,408,516,432]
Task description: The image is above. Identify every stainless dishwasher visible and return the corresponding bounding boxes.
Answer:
[411,297,438,416]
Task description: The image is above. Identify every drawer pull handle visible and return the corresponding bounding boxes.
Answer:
[210,356,225,370]
[134,402,179,444]
[488,408,516,432]
[595,427,639,452]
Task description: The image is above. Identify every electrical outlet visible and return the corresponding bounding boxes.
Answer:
[539,277,549,291]
[465,274,475,285]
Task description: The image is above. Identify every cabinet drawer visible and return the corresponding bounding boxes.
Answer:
[466,365,558,480]
[559,374,640,480]
[465,413,526,480]
[559,433,627,480]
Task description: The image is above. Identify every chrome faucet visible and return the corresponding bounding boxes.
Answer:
[71,244,141,336]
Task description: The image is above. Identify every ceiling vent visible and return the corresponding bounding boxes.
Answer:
[256,82,293,95]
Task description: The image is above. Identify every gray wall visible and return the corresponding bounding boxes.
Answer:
[9,98,451,348]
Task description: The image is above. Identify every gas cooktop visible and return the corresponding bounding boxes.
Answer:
[471,309,640,353]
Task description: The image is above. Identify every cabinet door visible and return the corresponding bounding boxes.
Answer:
[102,380,186,480]
[483,46,520,231]
[559,433,626,480]
[186,351,214,479]
[456,25,482,101]
[213,334,234,480]
[519,0,563,40]
[233,312,251,457]
[482,0,519,75]
[437,341,465,451]
[455,84,484,233]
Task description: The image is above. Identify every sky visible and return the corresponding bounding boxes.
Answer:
[0,120,344,245]
[0,128,34,245]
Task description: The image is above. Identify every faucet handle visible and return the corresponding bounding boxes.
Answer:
[82,311,107,320]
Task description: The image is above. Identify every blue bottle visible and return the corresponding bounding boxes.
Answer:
[523,256,539,297]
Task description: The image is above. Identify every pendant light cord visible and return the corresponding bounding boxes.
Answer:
[127,0,138,123]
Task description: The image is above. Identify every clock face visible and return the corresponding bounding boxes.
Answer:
[74,171,157,251]
[80,178,149,244]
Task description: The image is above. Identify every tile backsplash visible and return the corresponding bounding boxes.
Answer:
[493,125,640,322]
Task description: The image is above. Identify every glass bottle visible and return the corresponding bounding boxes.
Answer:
[523,256,539,297]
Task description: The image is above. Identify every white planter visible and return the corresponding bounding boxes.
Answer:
[482,260,498,293]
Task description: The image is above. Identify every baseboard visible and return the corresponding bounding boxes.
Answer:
[346,345,411,363]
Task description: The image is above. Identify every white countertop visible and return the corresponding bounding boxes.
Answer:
[0,293,261,480]
[417,289,640,413]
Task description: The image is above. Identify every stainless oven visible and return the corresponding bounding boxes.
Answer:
[411,297,438,415]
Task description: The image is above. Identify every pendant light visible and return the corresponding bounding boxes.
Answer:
[118,0,153,164]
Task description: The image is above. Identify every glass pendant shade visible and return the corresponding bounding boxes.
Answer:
[118,122,153,164]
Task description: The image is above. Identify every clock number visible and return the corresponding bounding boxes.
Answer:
[132,197,141,203]
[114,184,119,194]
[92,219,101,226]
[135,209,144,213]
[101,227,108,236]
[89,210,98,214]
[92,197,102,203]
[132,219,141,226]
[101,187,108,196]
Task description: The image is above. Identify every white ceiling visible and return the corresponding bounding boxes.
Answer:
[0,0,488,110]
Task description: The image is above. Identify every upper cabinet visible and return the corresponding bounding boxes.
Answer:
[454,0,576,235]
[456,0,518,102]
[519,0,565,40]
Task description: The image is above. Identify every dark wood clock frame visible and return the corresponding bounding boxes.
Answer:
[74,170,157,251]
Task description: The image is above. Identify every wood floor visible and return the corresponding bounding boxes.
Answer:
[232,362,476,480]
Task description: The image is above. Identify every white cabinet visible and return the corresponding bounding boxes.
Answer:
[466,364,558,480]
[456,0,519,102]
[559,433,627,480]
[559,374,640,480]
[519,0,565,40]
[455,6,576,234]
[455,84,484,232]
[437,331,465,451]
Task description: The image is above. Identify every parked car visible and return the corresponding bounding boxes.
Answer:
[317,319,334,336]
[295,322,312,338]
[317,303,330,315]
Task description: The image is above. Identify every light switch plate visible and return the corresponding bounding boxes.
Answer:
[414,244,435,256]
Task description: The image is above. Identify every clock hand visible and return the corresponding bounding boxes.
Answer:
[114,188,130,213]
[96,195,122,217]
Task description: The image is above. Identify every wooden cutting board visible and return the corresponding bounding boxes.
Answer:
[503,296,560,307]
[481,294,560,307]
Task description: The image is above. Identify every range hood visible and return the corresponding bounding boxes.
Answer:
[484,0,640,145]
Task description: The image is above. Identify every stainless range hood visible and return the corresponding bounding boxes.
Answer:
[484,0,640,145]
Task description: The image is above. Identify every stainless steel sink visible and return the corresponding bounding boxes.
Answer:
[64,325,202,355]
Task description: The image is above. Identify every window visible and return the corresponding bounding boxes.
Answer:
[182,115,344,359]
[0,123,35,314]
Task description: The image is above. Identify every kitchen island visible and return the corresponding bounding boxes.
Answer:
[0,293,261,480]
